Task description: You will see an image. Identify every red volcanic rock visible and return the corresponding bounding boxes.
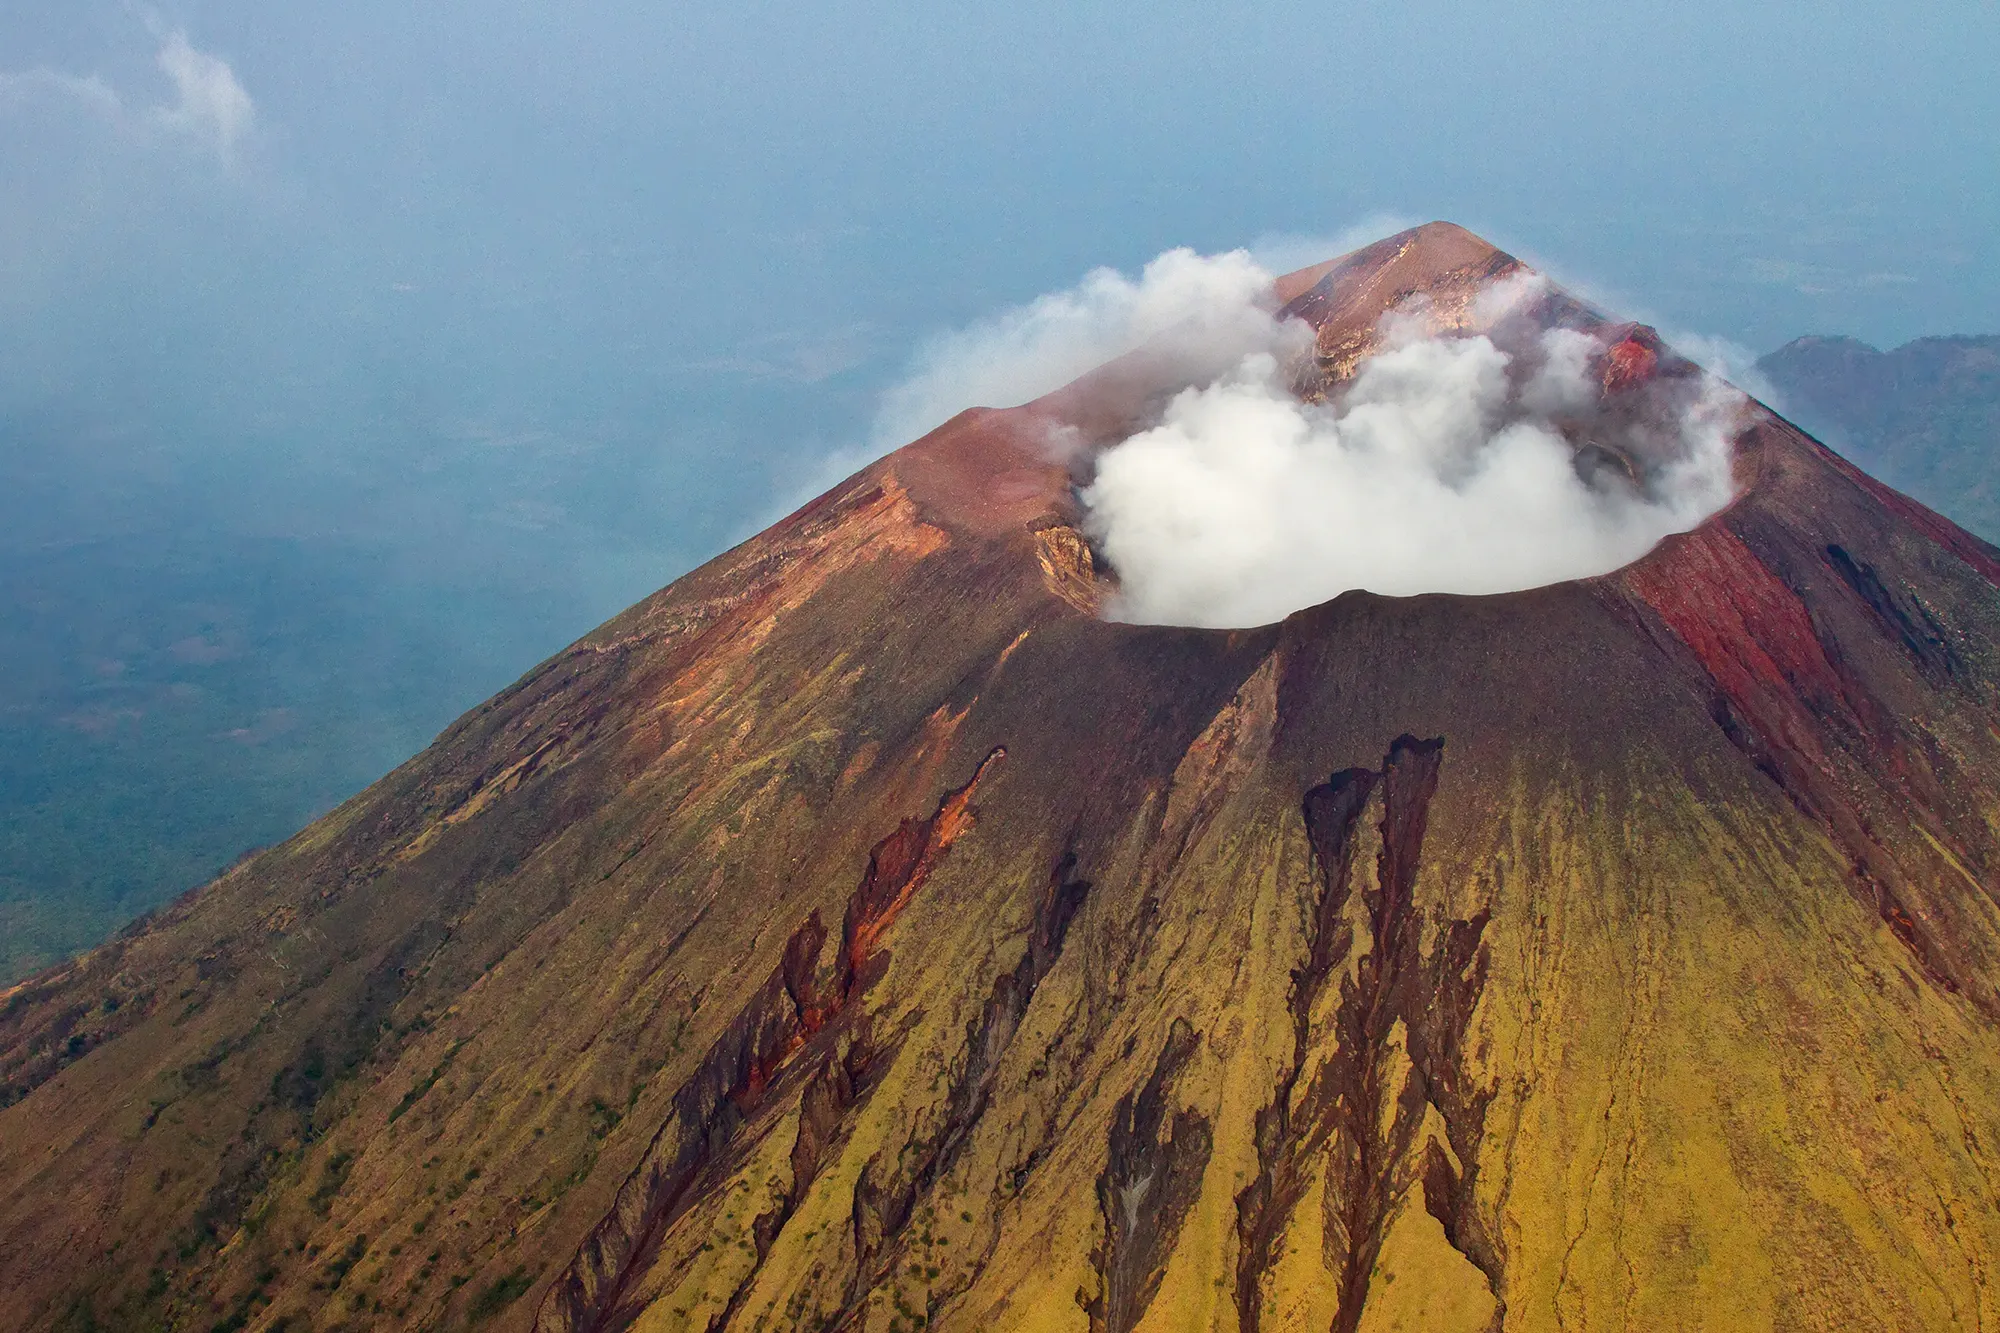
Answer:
[1600,326,1663,392]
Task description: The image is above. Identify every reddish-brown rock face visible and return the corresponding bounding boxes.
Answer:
[1599,327,1663,393]
[5,223,2000,1333]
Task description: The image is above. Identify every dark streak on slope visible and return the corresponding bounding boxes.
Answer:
[833,852,1092,1329]
[1235,736,1499,1333]
[1823,544,1959,686]
[534,751,1003,1333]
[1234,765,1377,1332]
[533,914,829,1333]
[710,1028,875,1332]
[1081,1017,1212,1333]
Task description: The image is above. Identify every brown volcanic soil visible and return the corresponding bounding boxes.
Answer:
[5,224,2000,1332]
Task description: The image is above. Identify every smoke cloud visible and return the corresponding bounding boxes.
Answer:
[1084,325,1740,625]
[866,248,1746,628]
[871,247,1283,450]
[759,246,1301,531]
[1083,267,1745,625]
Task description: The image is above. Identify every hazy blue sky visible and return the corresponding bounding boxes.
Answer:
[0,2,1996,968]
[5,2,1995,598]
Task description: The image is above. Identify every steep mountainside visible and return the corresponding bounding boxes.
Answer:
[1758,333,2000,541]
[6,223,2000,1333]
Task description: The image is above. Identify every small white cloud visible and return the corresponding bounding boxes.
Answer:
[0,28,254,166]
[150,30,255,161]
[1745,257,1835,297]
[0,68,124,117]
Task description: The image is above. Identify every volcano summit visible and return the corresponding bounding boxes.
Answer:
[5,223,2000,1332]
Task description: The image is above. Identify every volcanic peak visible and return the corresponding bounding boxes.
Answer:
[4,221,2000,1333]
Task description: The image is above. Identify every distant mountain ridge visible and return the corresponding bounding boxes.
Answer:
[1758,333,2000,541]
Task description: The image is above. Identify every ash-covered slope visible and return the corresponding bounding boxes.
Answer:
[6,223,2000,1333]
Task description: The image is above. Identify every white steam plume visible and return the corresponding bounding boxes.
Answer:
[870,247,1280,450]
[1082,306,1742,626]
[841,244,1744,628]
[1077,263,1743,626]
[745,246,1295,533]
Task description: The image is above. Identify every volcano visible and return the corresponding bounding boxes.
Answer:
[6,223,2000,1333]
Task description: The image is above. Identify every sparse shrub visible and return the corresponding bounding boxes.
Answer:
[467,1266,534,1322]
